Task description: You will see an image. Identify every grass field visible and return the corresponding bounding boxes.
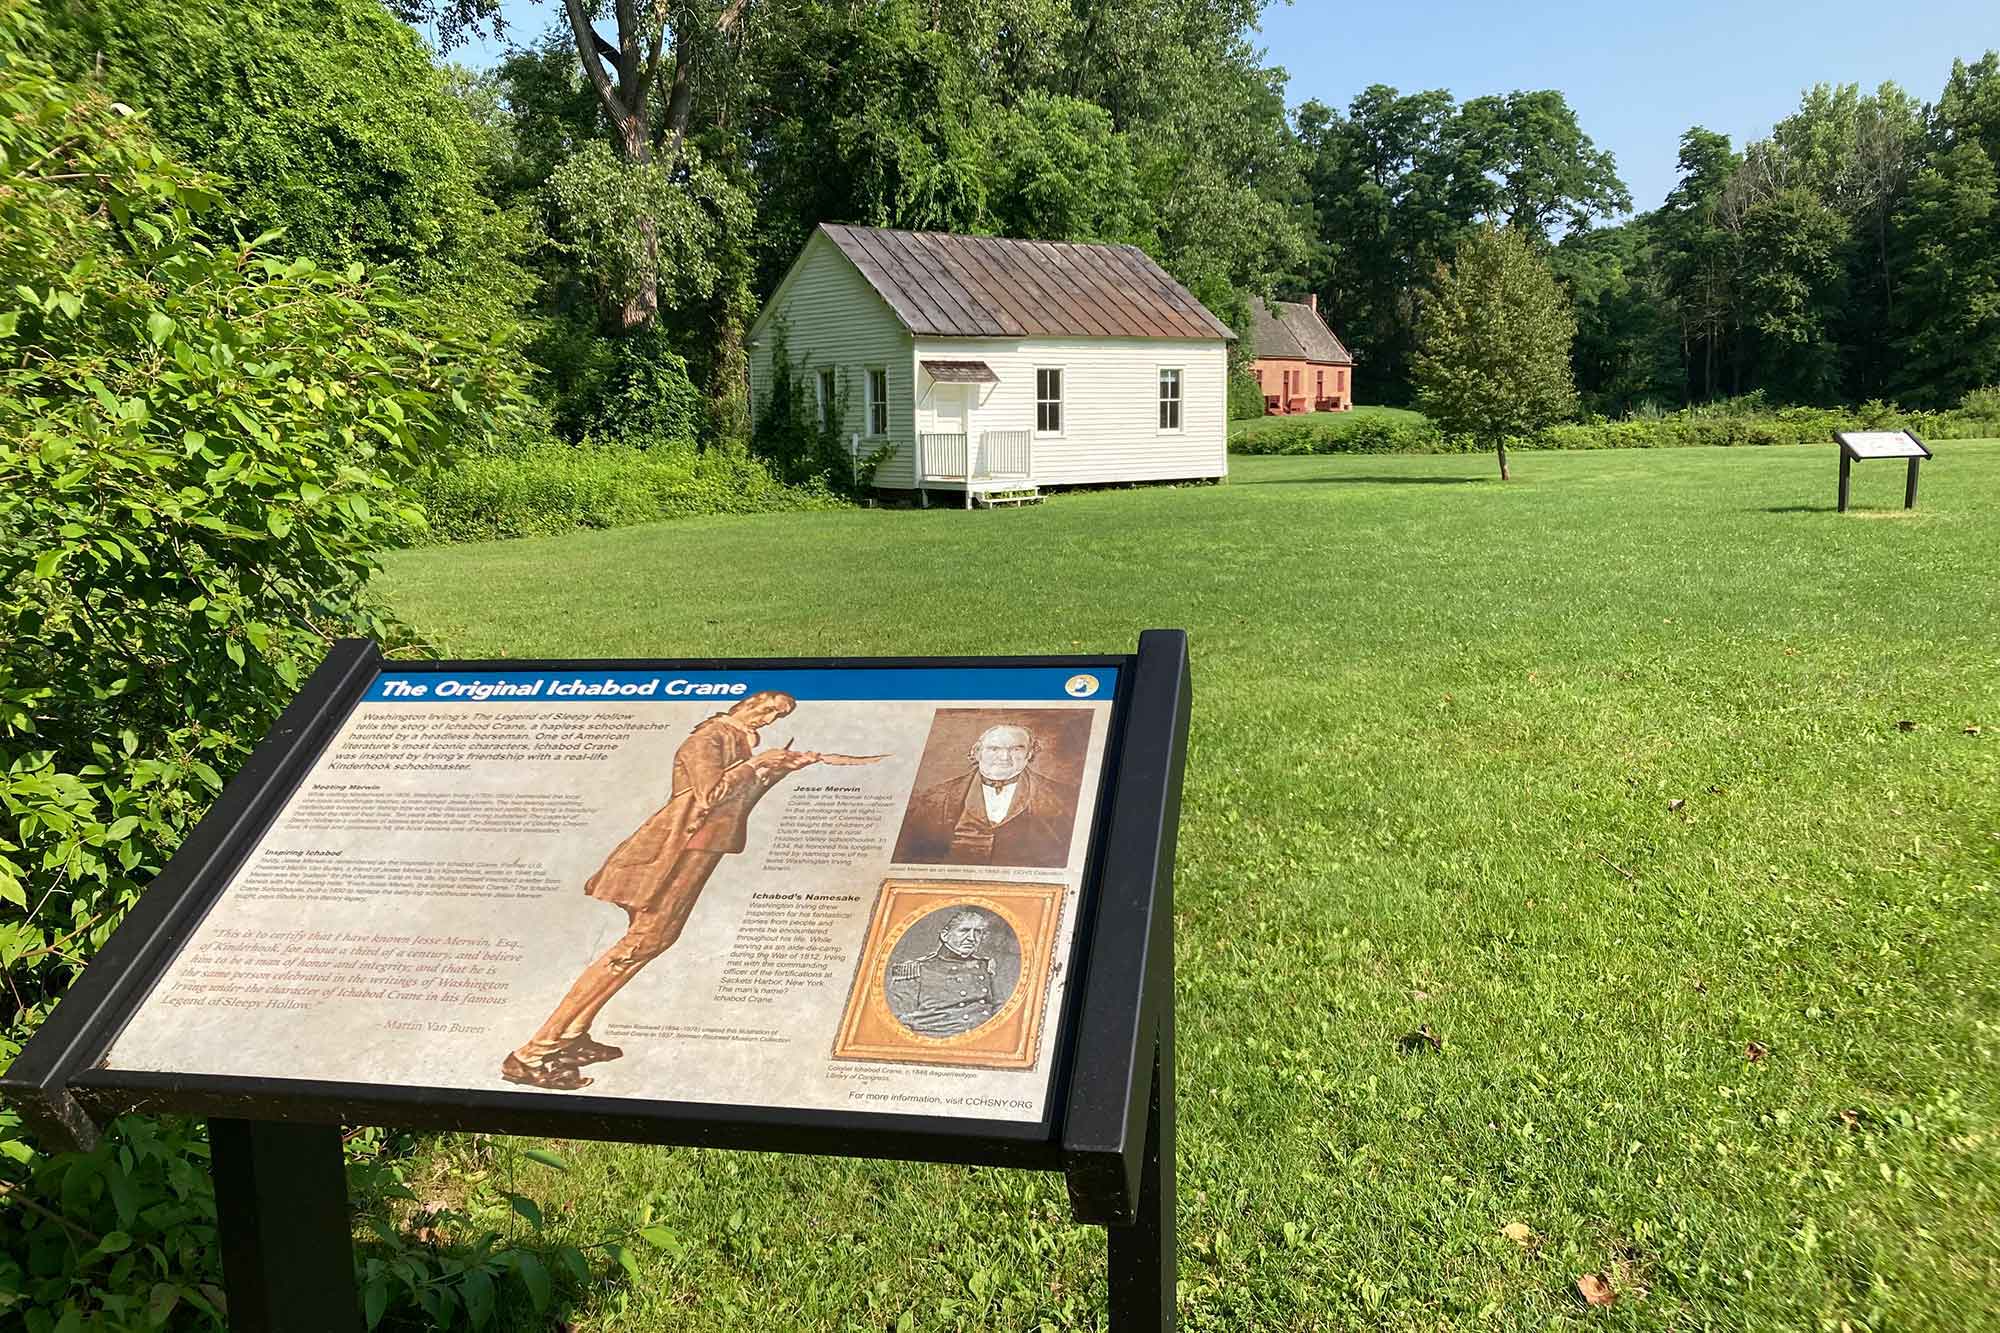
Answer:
[376,444,2000,1331]
[1227,404,1429,441]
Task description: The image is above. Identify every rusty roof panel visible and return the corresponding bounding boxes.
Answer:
[817,225,1234,341]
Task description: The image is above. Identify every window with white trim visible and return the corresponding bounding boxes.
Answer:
[815,368,837,429]
[1158,368,1182,431]
[865,367,889,436]
[1036,368,1063,434]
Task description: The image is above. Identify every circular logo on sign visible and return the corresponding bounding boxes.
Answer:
[1064,673,1100,698]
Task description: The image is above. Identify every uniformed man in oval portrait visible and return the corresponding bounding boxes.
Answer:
[885,907,1019,1037]
[893,721,1080,867]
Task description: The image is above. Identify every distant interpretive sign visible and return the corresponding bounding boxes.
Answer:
[1836,431,1930,460]
[1833,430,1931,511]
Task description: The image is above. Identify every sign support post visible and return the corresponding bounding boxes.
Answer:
[1105,1009,1174,1329]
[210,1118,361,1333]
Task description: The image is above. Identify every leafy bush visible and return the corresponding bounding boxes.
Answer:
[1942,385,2000,437]
[1231,415,1459,455]
[1,1118,224,1330]
[1227,367,1266,422]
[41,0,534,338]
[0,7,519,1326]
[409,442,845,544]
[750,324,888,489]
[0,0,515,1051]
[584,326,704,452]
[1228,388,2000,457]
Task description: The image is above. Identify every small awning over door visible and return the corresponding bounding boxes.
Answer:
[920,359,1000,383]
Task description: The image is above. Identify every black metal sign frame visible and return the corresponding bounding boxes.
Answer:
[2,632,1190,1331]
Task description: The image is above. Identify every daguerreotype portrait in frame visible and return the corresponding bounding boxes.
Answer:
[891,708,1092,868]
[834,879,1063,1069]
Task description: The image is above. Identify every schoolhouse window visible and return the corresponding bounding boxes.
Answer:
[1158,368,1182,430]
[816,368,837,429]
[1316,369,1324,399]
[1036,368,1063,433]
[866,368,889,435]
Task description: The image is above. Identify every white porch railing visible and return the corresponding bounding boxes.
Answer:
[979,430,1031,479]
[920,432,969,481]
[919,431,1034,482]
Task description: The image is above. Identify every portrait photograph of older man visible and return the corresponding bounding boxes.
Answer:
[892,709,1089,868]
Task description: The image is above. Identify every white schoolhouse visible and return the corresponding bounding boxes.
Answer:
[747,225,1234,505]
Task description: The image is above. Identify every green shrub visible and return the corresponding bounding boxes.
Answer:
[1227,367,1266,422]
[1939,385,2000,438]
[1231,415,1457,456]
[1229,389,2000,458]
[585,326,705,452]
[409,443,845,544]
[750,324,886,489]
[1,1118,224,1330]
[0,7,518,1326]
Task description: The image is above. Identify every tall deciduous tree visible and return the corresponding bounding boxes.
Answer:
[1413,226,1578,480]
[1300,85,1627,402]
[1889,55,2000,403]
[394,0,754,331]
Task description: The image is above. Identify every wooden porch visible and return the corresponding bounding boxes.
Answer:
[917,429,1041,507]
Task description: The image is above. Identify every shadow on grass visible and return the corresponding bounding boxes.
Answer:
[1240,474,1489,487]
[1761,505,1836,513]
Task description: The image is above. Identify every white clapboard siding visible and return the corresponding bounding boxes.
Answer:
[912,337,1228,486]
[746,232,918,487]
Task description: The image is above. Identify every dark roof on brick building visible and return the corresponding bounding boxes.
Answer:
[1250,297,1353,364]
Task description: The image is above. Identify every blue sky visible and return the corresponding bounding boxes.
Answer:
[444,0,1997,215]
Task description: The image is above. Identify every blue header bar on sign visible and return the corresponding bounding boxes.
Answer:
[361,666,1118,705]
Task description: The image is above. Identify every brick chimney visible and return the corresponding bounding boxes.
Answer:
[1307,293,1318,314]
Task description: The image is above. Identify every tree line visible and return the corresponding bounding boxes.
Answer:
[36,0,1999,454]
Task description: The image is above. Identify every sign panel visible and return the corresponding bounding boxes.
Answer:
[101,665,1120,1124]
[1836,430,1929,459]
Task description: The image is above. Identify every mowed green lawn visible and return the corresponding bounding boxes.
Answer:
[376,444,2000,1332]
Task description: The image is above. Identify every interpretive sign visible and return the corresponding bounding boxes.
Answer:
[1833,430,1931,511]
[102,665,1117,1120]
[3,636,1190,1332]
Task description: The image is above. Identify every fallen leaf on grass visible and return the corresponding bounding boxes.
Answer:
[1501,1222,1535,1246]
[1667,798,1686,813]
[1412,988,1431,1002]
[1745,1040,1769,1063]
[1966,725,1984,737]
[1576,1273,1616,1307]
[1837,1108,1862,1131]
[1896,719,1917,732]
[1397,1024,1443,1055]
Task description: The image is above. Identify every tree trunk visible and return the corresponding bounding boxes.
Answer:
[614,115,658,332]
[622,213,660,330]
[1495,437,1510,481]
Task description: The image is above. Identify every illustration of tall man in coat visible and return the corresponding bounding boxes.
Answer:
[503,691,877,1090]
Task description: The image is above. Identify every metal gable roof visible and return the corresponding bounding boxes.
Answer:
[817,224,1236,342]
